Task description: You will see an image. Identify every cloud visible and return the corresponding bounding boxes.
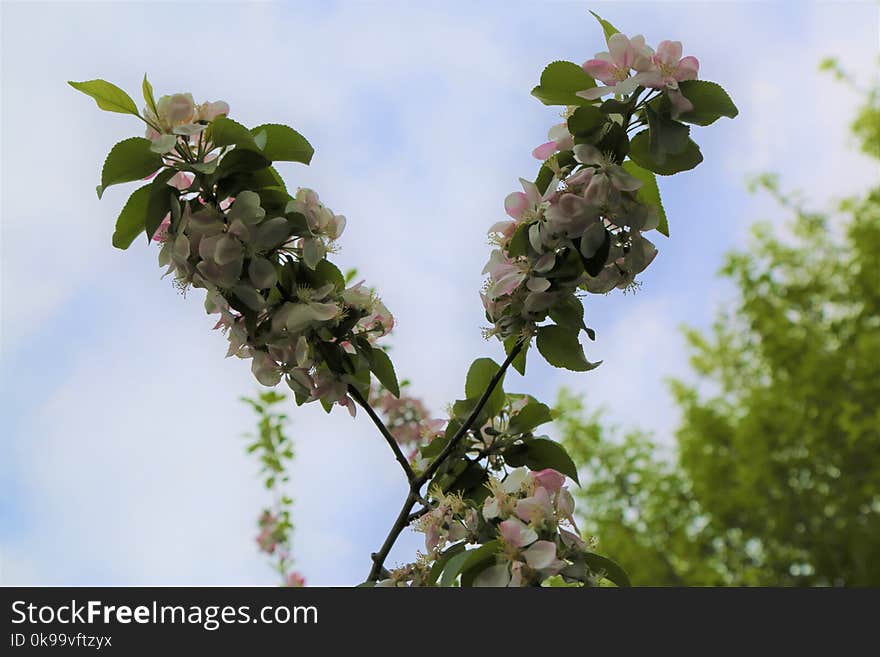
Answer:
[2,0,877,585]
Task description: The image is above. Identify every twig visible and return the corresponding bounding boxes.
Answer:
[348,385,416,483]
[365,339,524,581]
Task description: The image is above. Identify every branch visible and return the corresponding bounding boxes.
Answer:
[348,385,416,483]
[416,340,523,487]
[364,338,524,581]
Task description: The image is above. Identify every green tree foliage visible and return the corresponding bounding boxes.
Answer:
[559,75,880,586]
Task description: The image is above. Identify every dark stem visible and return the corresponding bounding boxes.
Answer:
[348,385,416,483]
[364,339,524,582]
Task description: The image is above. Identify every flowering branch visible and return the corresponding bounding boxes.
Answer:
[72,9,736,588]
[365,340,524,581]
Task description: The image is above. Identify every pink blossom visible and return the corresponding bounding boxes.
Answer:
[285,572,306,587]
[499,518,537,548]
[531,123,574,161]
[642,40,699,116]
[533,468,566,493]
[579,33,654,100]
[168,171,194,191]
[522,540,557,570]
[482,250,526,299]
[515,486,554,525]
[152,213,171,242]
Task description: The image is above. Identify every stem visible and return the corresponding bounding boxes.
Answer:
[364,339,524,581]
[348,385,416,483]
[416,340,523,487]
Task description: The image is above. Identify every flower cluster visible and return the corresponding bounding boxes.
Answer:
[371,386,445,458]
[580,34,699,117]
[484,142,658,339]
[381,468,601,587]
[135,96,395,415]
[157,182,391,414]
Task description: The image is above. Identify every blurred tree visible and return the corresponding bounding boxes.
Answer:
[559,70,880,586]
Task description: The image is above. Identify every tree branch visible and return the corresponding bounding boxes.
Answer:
[348,385,416,483]
[364,339,524,581]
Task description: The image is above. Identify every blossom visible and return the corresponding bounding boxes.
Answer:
[579,33,653,100]
[532,122,574,161]
[533,468,566,493]
[499,517,538,548]
[196,100,230,122]
[642,40,699,116]
[482,250,526,299]
[285,572,306,587]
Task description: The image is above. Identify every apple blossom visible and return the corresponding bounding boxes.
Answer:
[578,33,653,100]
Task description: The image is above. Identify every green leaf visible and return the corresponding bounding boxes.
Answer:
[209,117,260,150]
[622,160,669,236]
[142,74,158,117]
[589,10,622,43]
[250,124,314,164]
[465,358,506,418]
[675,80,739,126]
[534,150,576,195]
[68,79,139,115]
[98,137,163,198]
[459,541,501,587]
[575,228,611,277]
[215,148,272,177]
[504,437,579,483]
[504,335,527,376]
[369,348,399,398]
[507,222,530,258]
[111,170,174,250]
[628,130,703,176]
[567,105,607,139]
[581,552,631,587]
[428,542,467,586]
[439,550,471,587]
[536,324,600,372]
[509,402,554,434]
[531,61,596,107]
[548,294,587,331]
[646,104,690,163]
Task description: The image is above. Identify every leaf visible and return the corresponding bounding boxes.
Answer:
[646,104,690,163]
[567,105,607,138]
[98,137,163,198]
[209,117,260,150]
[428,542,467,586]
[509,402,554,434]
[439,550,471,588]
[531,61,596,107]
[250,123,314,164]
[215,148,271,177]
[675,80,739,126]
[581,552,631,587]
[465,358,505,418]
[536,324,600,372]
[504,335,527,376]
[548,294,587,331]
[111,171,174,250]
[534,150,576,195]
[68,79,139,115]
[628,130,703,176]
[589,10,622,43]
[142,74,158,117]
[575,228,611,277]
[504,437,579,483]
[369,347,399,398]
[459,541,501,587]
[622,160,669,236]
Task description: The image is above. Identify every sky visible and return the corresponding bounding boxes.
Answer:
[1,0,878,586]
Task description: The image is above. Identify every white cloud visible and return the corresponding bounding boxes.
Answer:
[2,0,877,585]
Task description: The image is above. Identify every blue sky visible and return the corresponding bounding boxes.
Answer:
[1,0,878,585]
